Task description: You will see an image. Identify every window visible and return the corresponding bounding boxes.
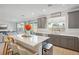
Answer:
[16,22,25,34]
[47,16,66,32]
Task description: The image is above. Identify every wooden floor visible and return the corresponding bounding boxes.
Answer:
[0,43,79,55]
[53,46,79,55]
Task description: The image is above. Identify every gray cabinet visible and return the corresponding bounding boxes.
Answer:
[48,34,79,52]
[77,38,79,51]
[52,35,79,52]
[74,37,78,51]
[53,35,61,46]
[37,17,47,28]
[74,37,79,51]
[35,33,79,52]
[66,36,74,50]
[60,36,68,48]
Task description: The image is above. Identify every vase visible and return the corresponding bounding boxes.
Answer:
[26,31,31,37]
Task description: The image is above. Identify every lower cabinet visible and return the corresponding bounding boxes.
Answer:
[36,33,79,52]
[74,37,79,51]
[74,37,78,51]
[60,36,68,48]
[35,33,79,52]
[67,37,75,50]
[52,35,69,48]
[77,39,79,51]
[52,35,79,52]
[53,35,61,46]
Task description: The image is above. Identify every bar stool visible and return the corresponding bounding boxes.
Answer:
[3,35,37,55]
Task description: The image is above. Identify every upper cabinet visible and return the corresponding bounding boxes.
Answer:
[37,17,47,28]
[68,10,79,28]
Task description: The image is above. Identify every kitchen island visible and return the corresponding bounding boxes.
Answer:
[15,34,49,55]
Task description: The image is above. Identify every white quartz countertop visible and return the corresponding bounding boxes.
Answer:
[16,34,49,47]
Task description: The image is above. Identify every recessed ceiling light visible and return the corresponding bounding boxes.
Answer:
[32,12,35,15]
[43,9,46,12]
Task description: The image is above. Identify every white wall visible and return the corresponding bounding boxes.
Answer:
[0,20,16,31]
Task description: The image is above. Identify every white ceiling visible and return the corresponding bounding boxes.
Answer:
[0,4,79,22]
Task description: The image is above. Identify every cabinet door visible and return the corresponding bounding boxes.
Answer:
[37,17,47,28]
[77,38,79,51]
[60,36,75,50]
[74,37,79,52]
[53,35,75,50]
[75,38,79,51]
[74,37,78,51]
[53,35,61,46]
[60,36,68,48]
[66,36,74,50]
